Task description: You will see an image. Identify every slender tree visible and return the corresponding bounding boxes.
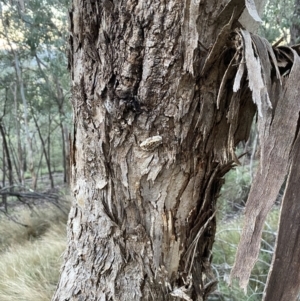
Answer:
[291,0,300,44]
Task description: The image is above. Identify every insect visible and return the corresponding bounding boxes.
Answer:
[140,135,162,151]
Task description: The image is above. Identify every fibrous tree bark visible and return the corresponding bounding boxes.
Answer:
[53,0,300,300]
[231,41,300,296]
[263,127,300,301]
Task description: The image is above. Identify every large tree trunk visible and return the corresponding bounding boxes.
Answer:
[53,1,265,300]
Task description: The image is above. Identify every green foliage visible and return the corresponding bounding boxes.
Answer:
[259,0,295,44]
[217,164,252,219]
[0,0,71,188]
[208,158,280,300]
[209,209,279,301]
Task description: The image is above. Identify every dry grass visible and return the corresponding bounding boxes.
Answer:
[0,202,68,301]
[0,201,69,251]
[0,194,282,301]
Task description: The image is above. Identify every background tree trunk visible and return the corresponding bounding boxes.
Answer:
[53,1,262,300]
[291,0,300,44]
[32,114,54,188]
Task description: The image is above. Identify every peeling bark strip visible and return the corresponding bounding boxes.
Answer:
[231,40,300,292]
[50,0,297,300]
[263,132,300,301]
[245,0,263,22]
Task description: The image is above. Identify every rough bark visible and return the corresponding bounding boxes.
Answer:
[263,127,300,301]
[231,45,300,289]
[53,1,265,300]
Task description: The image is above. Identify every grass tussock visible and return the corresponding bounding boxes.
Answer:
[209,209,279,301]
[0,203,68,252]
[0,202,68,301]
